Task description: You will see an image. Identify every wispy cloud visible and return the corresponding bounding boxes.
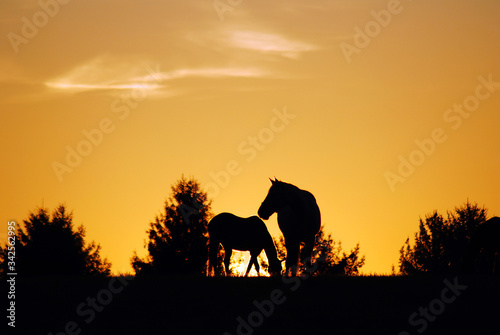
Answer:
[228,30,317,59]
[185,29,319,60]
[45,55,270,95]
[154,67,269,80]
[45,55,161,93]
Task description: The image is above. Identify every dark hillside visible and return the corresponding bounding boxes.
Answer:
[6,275,500,335]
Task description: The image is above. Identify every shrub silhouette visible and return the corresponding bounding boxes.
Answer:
[463,217,500,273]
[0,205,111,277]
[399,200,489,275]
[274,225,366,275]
[131,175,213,275]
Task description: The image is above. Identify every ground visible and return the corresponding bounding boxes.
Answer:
[5,274,500,335]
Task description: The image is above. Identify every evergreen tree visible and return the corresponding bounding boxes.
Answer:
[131,176,213,275]
[0,205,111,277]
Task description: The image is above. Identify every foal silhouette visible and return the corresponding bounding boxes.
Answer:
[258,178,321,276]
[464,216,500,274]
[208,213,282,276]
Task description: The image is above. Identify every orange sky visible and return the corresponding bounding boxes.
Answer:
[1,0,499,274]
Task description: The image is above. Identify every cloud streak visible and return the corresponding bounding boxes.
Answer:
[228,30,318,59]
[45,55,271,95]
[186,28,319,60]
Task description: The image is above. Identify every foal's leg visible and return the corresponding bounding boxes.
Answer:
[253,253,260,276]
[224,249,232,276]
[245,253,260,276]
[245,255,254,277]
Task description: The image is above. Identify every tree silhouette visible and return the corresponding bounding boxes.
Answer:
[399,201,488,275]
[0,205,111,277]
[131,176,213,275]
[273,226,366,276]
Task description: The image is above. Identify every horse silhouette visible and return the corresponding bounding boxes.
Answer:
[463,216,500,274]
[208,213,282,276]
[258,178,321,276]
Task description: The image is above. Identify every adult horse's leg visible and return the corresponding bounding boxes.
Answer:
[285,238,300,276]
[301,236,316,275]
[224,249,232,276]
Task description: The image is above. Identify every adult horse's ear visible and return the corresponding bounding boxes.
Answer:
[269,178,275,184]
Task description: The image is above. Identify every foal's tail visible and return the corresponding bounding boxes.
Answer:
[208,235,219,276]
